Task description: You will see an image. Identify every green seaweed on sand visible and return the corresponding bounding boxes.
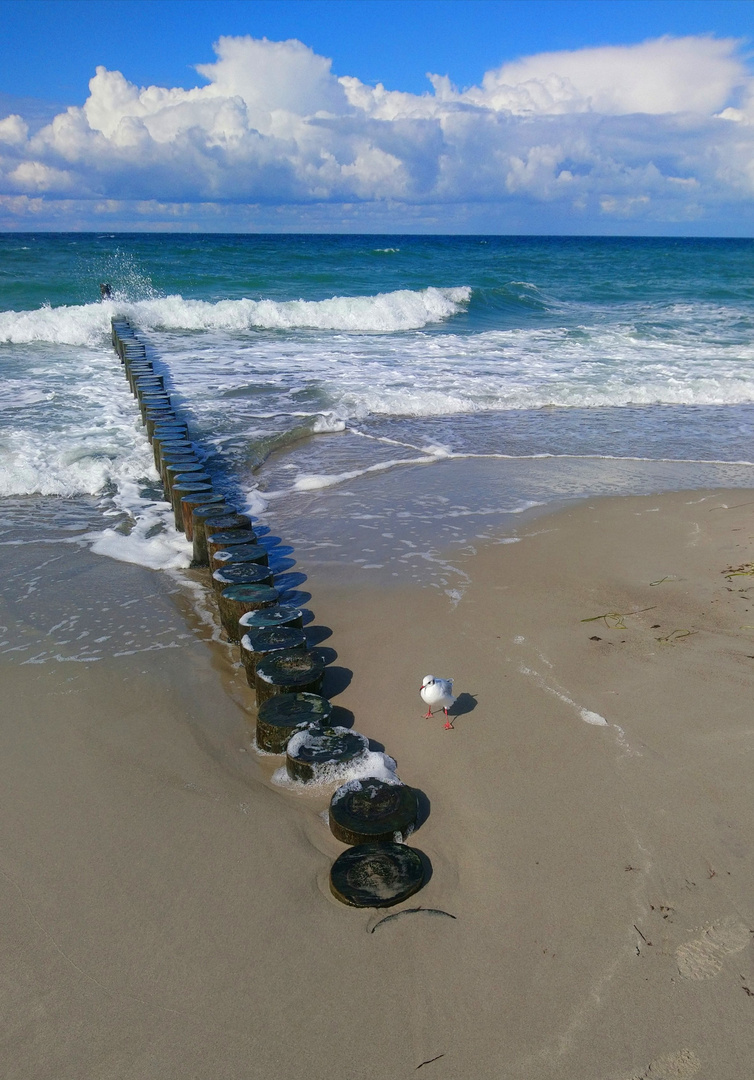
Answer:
[723,563,754,580]
[581,606,656,630]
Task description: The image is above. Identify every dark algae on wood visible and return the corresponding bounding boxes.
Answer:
[330,843,425,908]
[218,583,279,643]
[256,692,333,753]
[329,778,419,846]
[285,726,368,783]
[255,648,325,705]
[240,625,307,684]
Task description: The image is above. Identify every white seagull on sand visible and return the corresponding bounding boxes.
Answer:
[420,675,456,728]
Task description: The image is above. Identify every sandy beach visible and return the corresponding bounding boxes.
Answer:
[3,481,754,1078]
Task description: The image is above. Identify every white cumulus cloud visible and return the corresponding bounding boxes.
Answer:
[0,33,752,230]
[0,114,28,145]
[457,35,746,115]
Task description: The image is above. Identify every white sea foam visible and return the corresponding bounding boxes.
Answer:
[87,508,192,571]
[243,489,270,517]
[330,775,405,804]
[0,402,156,498]
[6,266,754,590]
[580,709,609,726]
[0,286,471,344]
[12,292,748,438]
[272,727,399,790]
[0,323,161,503]
[285,725,365,759]
[134,286,470,332]
[157,318,754,427]
[271,749,398,791]
[292,450,449,491]
[85,481,192,571]
[0,302,112,346]
[0,383,54,409]
[280,451,754,503]
[519,662,609,727]
[311,415,347,434]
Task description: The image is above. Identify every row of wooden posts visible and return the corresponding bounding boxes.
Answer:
[110,316,428,908]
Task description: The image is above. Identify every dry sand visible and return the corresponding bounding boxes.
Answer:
[3,485,754,1078]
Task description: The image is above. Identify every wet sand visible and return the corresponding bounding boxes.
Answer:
[3,485,754,1078]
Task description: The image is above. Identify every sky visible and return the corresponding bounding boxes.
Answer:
[0,0,753,234]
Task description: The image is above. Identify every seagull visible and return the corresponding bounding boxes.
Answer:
[420,675,456,728]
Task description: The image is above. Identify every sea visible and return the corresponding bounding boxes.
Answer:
[2,233,754,630]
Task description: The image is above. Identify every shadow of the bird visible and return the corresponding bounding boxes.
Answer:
[450,692,478,717]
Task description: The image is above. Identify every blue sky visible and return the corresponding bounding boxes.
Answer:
[0,0,753,233]
[3,1,751,103]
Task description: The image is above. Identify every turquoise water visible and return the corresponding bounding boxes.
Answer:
[2,233,754,583]
[4,233,754,311]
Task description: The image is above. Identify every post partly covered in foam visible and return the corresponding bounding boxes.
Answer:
[255,691,332,753]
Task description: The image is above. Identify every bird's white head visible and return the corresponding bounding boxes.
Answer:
[421,675,435,687]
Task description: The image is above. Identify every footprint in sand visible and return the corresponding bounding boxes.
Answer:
[621,1047,701,1080]
[675,916,750,980]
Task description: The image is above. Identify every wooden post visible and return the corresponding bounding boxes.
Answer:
[239,625,306,685]
[329,779,419,845]
[217,583,279,643]
[255,649,325,707]
[212,561,273,593]
[171,483,213,529]
[255,692,332,753]
[211,543,268,571]
[329,844,425,908]
[284,726,366,782]
[238,604,304,635]
[165,468,211,501]
[181,492,225,539]
[192,513,250,565]
[206,528,260,565]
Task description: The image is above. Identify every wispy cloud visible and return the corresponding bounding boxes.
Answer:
[1,34,752,231]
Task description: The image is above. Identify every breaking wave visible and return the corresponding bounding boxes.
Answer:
[0,286,472,344]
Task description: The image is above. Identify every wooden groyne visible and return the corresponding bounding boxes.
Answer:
[110,316,429,908]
